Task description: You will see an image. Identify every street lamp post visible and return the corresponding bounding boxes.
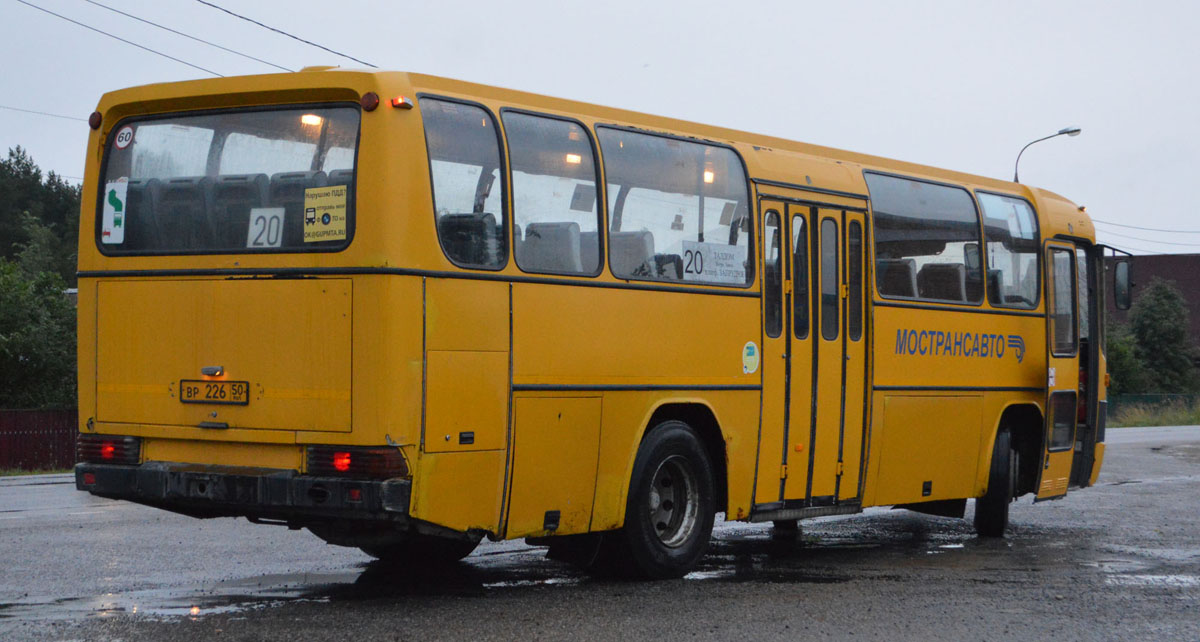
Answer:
[1013,127,1081,183]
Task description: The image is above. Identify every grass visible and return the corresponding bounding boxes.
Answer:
[0,468,71,477]
[1110,399,1200,428]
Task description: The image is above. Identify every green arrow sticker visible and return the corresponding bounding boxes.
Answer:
[102,180,128,244]
[108,188,123,213]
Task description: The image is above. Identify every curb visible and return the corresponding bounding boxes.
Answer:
[0,473,74,487]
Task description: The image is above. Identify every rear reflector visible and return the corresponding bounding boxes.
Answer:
[77,434,141,465]
[306,445,408,480]
[82,473,97,485]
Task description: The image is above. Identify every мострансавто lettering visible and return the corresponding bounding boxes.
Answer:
[895,329,1026,363]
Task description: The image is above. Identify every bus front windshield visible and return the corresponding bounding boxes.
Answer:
[97,105,359,255]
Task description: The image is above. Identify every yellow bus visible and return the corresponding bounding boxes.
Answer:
[75,68,1132,578]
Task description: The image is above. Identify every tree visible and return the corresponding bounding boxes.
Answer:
[0,259,76,408]
[1105,320,1151,394]
[1129,277,1198,393]
[0,148,79,408]
[0,146,81,286]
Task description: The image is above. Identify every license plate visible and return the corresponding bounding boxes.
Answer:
[179,380,250,405]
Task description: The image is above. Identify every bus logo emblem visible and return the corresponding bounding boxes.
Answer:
[1007,335,1026,363]
[742,342,760,374]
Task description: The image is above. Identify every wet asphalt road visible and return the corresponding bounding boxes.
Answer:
[1,426,1198,641]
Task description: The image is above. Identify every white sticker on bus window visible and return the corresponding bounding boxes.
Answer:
[101,178,128,244]
[246,207,285,248]
[680,240,748,284]
[742,341,760,374]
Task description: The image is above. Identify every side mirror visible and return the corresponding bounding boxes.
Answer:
[1114,261,1132,310]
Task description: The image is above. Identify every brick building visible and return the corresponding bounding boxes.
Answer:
[1105,253,1200,339]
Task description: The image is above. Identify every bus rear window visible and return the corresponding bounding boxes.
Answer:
[96,105,359,254]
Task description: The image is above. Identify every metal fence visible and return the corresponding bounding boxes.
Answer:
[0,409,77,471]
[1108,394,1200,417]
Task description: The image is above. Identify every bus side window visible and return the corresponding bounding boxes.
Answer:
[422,98,508,270]
[848,221,863,341]
[503,112,602,276]
[1049,248,1077,355]
[764,211,783,337]
[597,127,752,286]
[821,219,839,340]
[977,192,1040,309]
[865,173,983,304]
[792,214,809,339]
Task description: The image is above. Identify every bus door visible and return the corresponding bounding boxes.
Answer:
[781,205,814,503]
[1070,244,1102,487]
[803,209,868,503]
[1039,241,1080,500]
[756,200,868,508]
[755,203,792,505]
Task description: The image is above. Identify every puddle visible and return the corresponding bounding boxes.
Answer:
[1081,558,1153,573]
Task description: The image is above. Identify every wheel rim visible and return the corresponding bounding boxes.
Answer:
[647,455,699,548]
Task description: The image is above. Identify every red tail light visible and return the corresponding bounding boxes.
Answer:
[77,434,141,465]
[307,445,408,479]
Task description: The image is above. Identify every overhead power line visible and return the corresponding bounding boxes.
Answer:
[14,0,222,77]
[1094,218,1200,234]
[194,0,376,68]
[0,104,88,122]
[83,0,293,72]
[1095,229,1200,248]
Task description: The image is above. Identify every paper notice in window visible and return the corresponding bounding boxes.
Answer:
[101,178,128,244]
[680,241,748,284]
[303,185,348,243]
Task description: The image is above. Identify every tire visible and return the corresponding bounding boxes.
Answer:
[610,420,716,579]
[974,428,1015,537]
[360,532,478,566]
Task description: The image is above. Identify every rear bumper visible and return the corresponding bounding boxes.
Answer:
[76,461,411,523]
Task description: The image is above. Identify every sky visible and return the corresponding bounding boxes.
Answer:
[2,0,1198,255]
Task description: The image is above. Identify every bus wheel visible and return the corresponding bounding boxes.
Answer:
[360,532,478,566]
[974,428,1015,538]
[614,420,715,579]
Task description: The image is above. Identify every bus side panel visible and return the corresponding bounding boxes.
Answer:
[408,450,506,533]
[864,393,982,506]
[506,395,602,538]
[424,279,510,454]
[590,390,759,531]
[511,285,759,386]
[344,275,425,447]
[77,279,97,432]
[410,278,511,534]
